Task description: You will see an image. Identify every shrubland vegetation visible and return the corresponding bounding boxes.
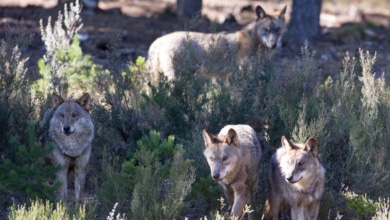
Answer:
[1,0,390,219]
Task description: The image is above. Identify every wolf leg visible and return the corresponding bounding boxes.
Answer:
[310,200,321,220]
[74,147,91,201]
[221,184,234,206]
[291,206,304,220]
[231,189,248,219]
[74,166,86,201]
[56,168,68,200]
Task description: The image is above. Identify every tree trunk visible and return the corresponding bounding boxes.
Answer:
[177,0,202,18]
[284,0,322,43]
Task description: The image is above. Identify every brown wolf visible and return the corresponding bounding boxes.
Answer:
[202,125,262,219]
[263,136,325,220]
[44,93,94,201]
[146,5,286,84]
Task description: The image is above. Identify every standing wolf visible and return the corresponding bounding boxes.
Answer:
[202,125,262,219]
[146,5,286,84]
[263,136,325,220]
[43,93,94,201]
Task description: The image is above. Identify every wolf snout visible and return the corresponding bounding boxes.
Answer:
[212,173,221,180]
[63,125,74,135]
[266,41,277,49]
[286,175,302,184]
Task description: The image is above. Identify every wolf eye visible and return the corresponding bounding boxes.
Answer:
[263,27,270,32]
[275,27,280,33]
[209,157,215,161]
[59,113,64,118]
[72,112,78,117]
[298,161,305,167]
[222,156,228,161]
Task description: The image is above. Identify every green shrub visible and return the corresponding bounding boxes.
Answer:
[92,38,147,158]
[342,188,390,220]
[126,130,195,219]
[343,188,377,219]
[0,123,59,201]
[346,50,390,195]
[94,149,132,217]
[33,0,108,98]
[95,131,195,219]
[266,42,322,140]
[320,50,390,197]
[0,19,34,155]
[0,19,51,209]
[8,199,87,220]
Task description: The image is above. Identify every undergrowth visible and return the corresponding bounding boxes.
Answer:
[1,0,390,219]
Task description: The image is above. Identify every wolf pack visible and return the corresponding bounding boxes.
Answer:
[41,4,326,220]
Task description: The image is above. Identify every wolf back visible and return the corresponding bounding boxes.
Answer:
[146,5,286,84]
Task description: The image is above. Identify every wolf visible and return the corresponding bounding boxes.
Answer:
[146,5,286,84]
[43,92,94,201]
[202,125,262,219]
[263,136,325,220]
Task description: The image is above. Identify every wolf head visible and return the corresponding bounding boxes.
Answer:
[202,129,240,181]
[51,93,92,136]
[252,5,286,49]
[278,136,319,186]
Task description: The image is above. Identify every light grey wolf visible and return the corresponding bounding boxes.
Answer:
[43,92,94,201]
[202,125,262,219]
[146,5,286,84]
[263,136,325,220]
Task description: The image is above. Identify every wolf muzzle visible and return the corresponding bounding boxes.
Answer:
[212,173,221,180]
[63,125,75,135]
[286,175,302,184]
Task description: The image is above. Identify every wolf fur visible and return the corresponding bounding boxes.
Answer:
[263,136,325,220]
[202,125,262,219]
[146,5,286,84]
[44,93,94,200]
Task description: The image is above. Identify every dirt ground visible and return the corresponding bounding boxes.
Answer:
[1,0,390,78]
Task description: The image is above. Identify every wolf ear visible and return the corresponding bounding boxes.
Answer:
[52,93,65,110]
[277,5,287,20]
[281,136,293,150]
[225,129,239,147]
[203,129,216,148]
[255,5,266,20]
[76,93,91,112]
[304,137,318,157]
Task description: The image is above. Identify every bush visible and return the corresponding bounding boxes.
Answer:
[0,19,49,214]
[8,199,87,220]
[33,0,108,98]
[343,188,377,219]
[94,149,132,217]
[95,131,195,219]
[0,123,59,201]
[0,19,34,155]
[127,130,195,219]
[266,42,322,141]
